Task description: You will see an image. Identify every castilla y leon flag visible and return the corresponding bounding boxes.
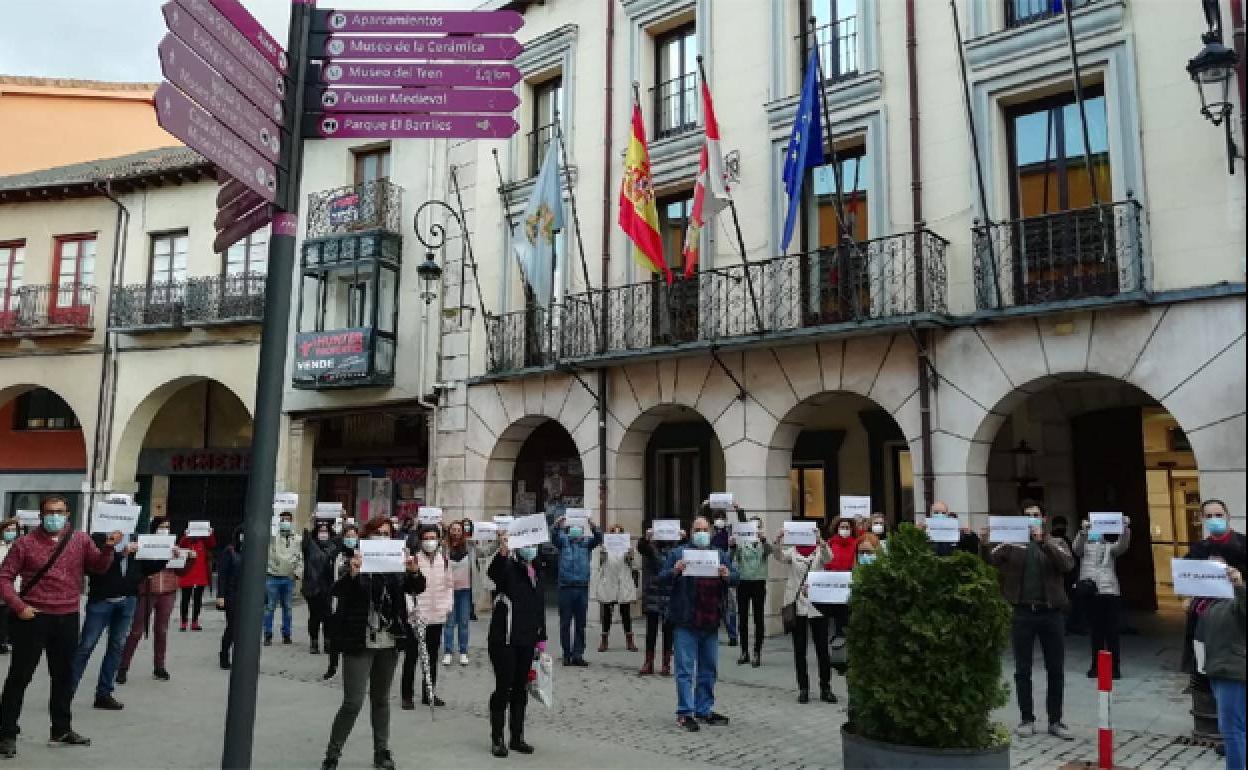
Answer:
[682,77,730,278]
[619,100,671,283]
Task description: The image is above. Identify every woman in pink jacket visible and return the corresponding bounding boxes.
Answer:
[401,524,453,709]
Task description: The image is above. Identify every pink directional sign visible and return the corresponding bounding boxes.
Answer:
[173,0,285,94]
[320,62,521,88]
[159,35,281,163]
[164,2,283,113]
[217,176,248,208]
[303,113,520,140]
[207,0,288,74]
[313,9,523,35]
[314,34,522,62]
[155,83,277,203]
[314,86,518,114]
[215,189,264,230]
[214,201,273,253]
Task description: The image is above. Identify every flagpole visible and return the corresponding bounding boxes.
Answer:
[553,110,602,351]
[492,147,541,357]
[695,55,764,335]
[807,17,852,248]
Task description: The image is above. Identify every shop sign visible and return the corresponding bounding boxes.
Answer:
[138,448,252,475]
[294,327,371,381]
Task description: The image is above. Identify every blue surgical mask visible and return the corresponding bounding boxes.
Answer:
[114,539,128,553]
[342,536,358,548]
[1028,517,1044,530]
[857,553,876,566]
[1206,517,1228,536]
[518,546,538,562]
[568,526,584,538]
[42,514,67,533]
[279,521,292,533]
[691,531,711,548]
[1087,531,1101,543]
[2,530,15,543]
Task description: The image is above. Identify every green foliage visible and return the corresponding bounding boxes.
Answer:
[846,524,1012,750]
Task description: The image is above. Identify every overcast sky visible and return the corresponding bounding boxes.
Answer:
[0,0,478,82]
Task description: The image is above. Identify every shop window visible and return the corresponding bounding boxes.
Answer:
[529,76,563,176]
[653,23,698,138]
[13,388,80,430]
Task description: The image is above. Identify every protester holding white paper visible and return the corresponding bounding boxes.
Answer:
[638,525,683,676]
[1073,515,1131,678]
[486,531,547,758]
[590,526,639,654]
[320,516,424,770]
[773,528,835,705]
[442,521,476,667]
[176,523,215,633]
[731,516,770,667]
[920,501,980,557]
[1195,563,1245,770]
[551,515,602,666]
[119,519,184,684]
[264,511,302,646]
[302,519,340,655]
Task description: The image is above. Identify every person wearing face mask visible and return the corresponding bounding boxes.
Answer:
[319,517,425,770]
[215,527,245,670]
[824,517,858,649]
[704,506,741,648]
[855,535,880,567]
[459,519,480,622]
[174,524,214,633]
[0,519,20,655]
[551,515,602,666]
[1196,562,1246,770]
[590,526,639,653]
[867,514,888,550]
[486,532,547,758]
[0,496,124,757]
[401,525,452,709]
[637,525,682,676]
[774,526,835,704]
[981,500,1076,741]
[731,517,770,667]
[117,519,184,683]
[659,516,740,731]
[921,501,980,557]
[442,520,475,666]
[1072,515,1131,679]
[323,524,360,680]
[303,519,340,655]
[264,510,303,647]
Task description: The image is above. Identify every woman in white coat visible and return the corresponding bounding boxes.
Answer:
[773,530,837,705]
[590,525,639,652]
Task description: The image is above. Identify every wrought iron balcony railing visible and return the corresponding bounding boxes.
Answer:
[528,123,557,176]
[972,197,1144,312]
[485,228,948,375]
[0,284,95,335]
[1005,0,1093,28]
[109,282,185,331]
[651,73,699,140]
[305,178,403,239]
[184,272,265,325]
[803,16,859,84]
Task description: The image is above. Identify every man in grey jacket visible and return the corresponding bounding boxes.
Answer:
[264,511,303,646]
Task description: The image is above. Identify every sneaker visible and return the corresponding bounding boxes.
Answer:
[191,622,203,632]
[1048,722,1074,741]
[372,749,396,770]
[48,730,91,747]
[699,712,730,726]
[93,695,124,711]
[441,653,452,666]
[1015,720,1036,737]
[153,669,170,681]
[263,634,272,647]
[676,716,700,732]
[0,736,16,758]
[570,658,588,667]
[282,636,292,645]
[179,621,187,632]
[115,669,127,685]
[459,653,469,666]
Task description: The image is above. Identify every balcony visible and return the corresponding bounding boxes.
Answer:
[0,284,95,337]
[109,282,185,332]
[184,273,266,326]
[651,73,698,140]
[527,123,556,177]
[291,327,395,389]
[808,15,859,84]
[484,228,949,375]
[1005,0,1093,29]
[305,178,403,239]
[972,198,1144,313]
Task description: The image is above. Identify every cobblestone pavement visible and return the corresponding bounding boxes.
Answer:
[0,601,1225,769]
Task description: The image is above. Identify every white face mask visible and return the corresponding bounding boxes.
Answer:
[871,524,885,535]
[421,539,438,553]
[837,528,852,538]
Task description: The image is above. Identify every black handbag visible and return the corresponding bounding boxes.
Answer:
[1075,578,1099,599]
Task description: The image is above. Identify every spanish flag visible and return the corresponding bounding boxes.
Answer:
[619,100,671,283]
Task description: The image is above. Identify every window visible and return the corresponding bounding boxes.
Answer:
[52,235,95,309]
[150,232,189,286]
[529,77,563,176]
[12,388,80,430]
[653,23,698,138]
[224,228,269,275]
[658,193,694,274]
[807,0,859,81]
[789,464,827,519]
[353,145,391,186]
[1006,0,1091,28]
[654,192,698,343]
[813,144,869,247]
[0,241,23,317]
[1007,87,1109,217]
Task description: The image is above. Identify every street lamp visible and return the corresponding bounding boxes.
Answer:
[416,251,442,306]
[1187,0,1242,173]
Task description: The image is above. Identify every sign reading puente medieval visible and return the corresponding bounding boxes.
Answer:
[305,8,523,140]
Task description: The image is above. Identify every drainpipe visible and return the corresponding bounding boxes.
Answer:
[1232,0,1246,188]
[89,179,129,511]
[597,0,615,528]
[905,0,936,518]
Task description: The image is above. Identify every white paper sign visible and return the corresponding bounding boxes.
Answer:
[472,521,498,542]
[187,520,212,537]
[708,493,735,510]
[1171,559,1235,598]
[360,539,406,573]
[104,493,134,505]
[273,492,298,512]
[783,521,817,546]
[1089,512,1124,536]
[807,570,853,604]
[167,548,189,570]
[839,496,872,520]
[418,506,444,525]
[989,516,1030,544]
[681,548,721,577]
[91,502,141,534]
[603,533,631,555]
[16,510,41,527]
[732,520,758,543]
[652,519,681,541]
[505,513,550,548]
[925,517,961,543]
[563,508,591,531]
[493,515,515,527]
[136,534,176,560]
[315,502,343,518]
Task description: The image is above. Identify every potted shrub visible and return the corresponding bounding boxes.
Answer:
[842,524,1012,770]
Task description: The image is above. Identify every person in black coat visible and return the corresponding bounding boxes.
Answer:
[487,533,547,758]
[216,527,244,670]
[321,517,424,770]
[303,519,339,655]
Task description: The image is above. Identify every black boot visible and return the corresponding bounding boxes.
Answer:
[798,689,810,704]
[310,638,320,655]
[820,685,837,704]
[737,649,750,665]
[509,701,533,753]
[219,651,230,670]
[752,645,762,667]
[490,710,508,758]
[372,748,395,770]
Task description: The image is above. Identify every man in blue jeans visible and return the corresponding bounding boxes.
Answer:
[264,511,303,646]
[70,532,167,709]
[659,515,739,731]
[552,515,601,666]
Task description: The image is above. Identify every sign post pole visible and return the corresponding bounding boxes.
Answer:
[221,2,313,768]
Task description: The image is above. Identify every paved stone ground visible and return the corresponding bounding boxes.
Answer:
[0,600,1224,769]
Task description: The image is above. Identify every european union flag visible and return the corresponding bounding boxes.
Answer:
[781,50,825,252]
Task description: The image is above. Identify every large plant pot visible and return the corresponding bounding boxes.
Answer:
[842,725,1010,770]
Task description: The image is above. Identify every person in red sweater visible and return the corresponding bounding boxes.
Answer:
[824,517,858,649]
[0,496,122,758]
[177,528,215,632]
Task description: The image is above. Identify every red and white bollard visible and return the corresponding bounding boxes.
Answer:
[1097,649,1114,769]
